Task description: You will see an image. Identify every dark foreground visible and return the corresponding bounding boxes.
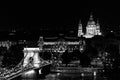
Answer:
[11,68,120,80]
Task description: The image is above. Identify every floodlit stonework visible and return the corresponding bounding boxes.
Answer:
[78,14,102,38]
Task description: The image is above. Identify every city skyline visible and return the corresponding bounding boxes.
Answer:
[0,7,120,33]
[1,5,120,80]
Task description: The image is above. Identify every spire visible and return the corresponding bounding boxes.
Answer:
[79,19,82,24]
[89,12,94,21]
[96,18,102,35]
[96,18,100,26]
[78,19,84,37]
[96,18,100,30]
[78,20,82,29]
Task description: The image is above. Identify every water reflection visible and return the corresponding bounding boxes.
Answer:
[22,70,36,78]
[11,69,110,80]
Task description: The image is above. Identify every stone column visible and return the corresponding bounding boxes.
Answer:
[23,48,39,68]
[33,50,41,68]
[23,50,34,67]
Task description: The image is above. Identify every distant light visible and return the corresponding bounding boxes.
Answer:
[9,32,15,35]
[59,33,64,36]
[39,69,42,74]
[57,73,60,76]
[93,71,97,76]
[70,31,74,33]
[81,73,84,76]
[110,30,113,32]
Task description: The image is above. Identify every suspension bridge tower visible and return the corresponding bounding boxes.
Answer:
[23,48,41,68]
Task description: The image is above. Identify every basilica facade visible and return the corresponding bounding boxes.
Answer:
[78,14,102,38]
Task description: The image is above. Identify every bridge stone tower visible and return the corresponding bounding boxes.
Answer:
[23,48,41,68]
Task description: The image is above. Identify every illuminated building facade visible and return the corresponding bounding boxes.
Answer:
[78,14,102,38]
[78,20,84,37]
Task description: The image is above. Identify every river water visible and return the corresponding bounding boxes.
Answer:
[10,69,117,80]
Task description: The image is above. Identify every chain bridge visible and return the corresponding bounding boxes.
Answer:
[0,47,52,80]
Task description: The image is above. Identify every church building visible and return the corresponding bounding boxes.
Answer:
[78,14,102,38]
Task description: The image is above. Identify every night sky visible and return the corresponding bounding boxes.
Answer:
[0,4,120,34]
